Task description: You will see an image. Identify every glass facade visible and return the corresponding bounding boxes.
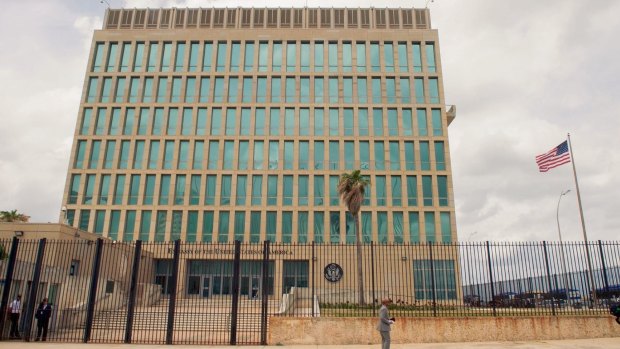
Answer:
[64,10,455,244]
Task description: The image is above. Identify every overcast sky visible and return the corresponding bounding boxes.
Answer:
[0,0,618,242]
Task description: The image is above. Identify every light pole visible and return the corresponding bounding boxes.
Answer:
[556,189,571,306]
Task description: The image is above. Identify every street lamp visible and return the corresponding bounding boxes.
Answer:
[556,189,571,305]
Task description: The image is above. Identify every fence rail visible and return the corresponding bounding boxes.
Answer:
[1,238,619,344]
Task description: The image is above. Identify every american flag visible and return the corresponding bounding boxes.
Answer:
[536,140,571,172]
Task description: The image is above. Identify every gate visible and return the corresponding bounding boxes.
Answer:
[0,237,271,345]
[3,237,619,344]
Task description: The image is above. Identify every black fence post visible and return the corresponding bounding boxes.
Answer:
[370,241,376,307]
[124,240,142,344]
[485,241,497,317]
[166,239,181,345]
[230,240,242,345]
[311,241,315,317]
[0,237,20,340]
[83,238,104,343]
[598,240,609,293]
[260,240,270,346]
[23,238,47,342]
[542,241,556,316]
[428,241,437,317]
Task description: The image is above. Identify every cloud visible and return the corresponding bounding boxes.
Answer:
[0,0,618,241]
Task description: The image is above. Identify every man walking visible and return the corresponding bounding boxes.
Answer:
[9,294,22,339]
[376,298,394,349]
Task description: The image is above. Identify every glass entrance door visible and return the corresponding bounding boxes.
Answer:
[202,276,211,298]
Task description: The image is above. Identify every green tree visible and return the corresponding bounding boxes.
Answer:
[0,210,30,223]
[338,170,370,305]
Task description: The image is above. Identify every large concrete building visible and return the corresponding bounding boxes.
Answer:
[62,7,456,245]
[54,7,459,302]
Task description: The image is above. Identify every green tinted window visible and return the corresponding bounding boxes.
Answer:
[89,140,101,169]
[313,175,324,206]
[375,176,386,206]
[412,43,422,72]
[178,141,189,170]
[148,140,160,169]
[159,175,170,205]
[103,140,116,169]
[393,212,404,244]
[314,42,324,72]
[218,211,230,243]
[236,175,247,205]
[250,211,261,243]
[377,211,387,243]
[397,42,408,72]
[314,212,324,243]
[128,174,140,205]
[93,43,104,72]
[174,175,186,205]
[220,175,232,205]
[189,175,201,205]
[132,140,143,169]
[420,141,430,170]
[207,140,219,169]
[406,175,417,206]
[174,42,185,71]
[384,42,394,72]
[298,176,309,206]
[267,175,278,206]
[251,175,263,206]
[283,175,293,205]
[438,175,448,207]
[98,174,111,205]
[440,212,451,242]
[216,42,227,72]
[205,175,216,205]
[253,140,264,170]
[409,212,420,243]
[113,175,125,205]
[422,175,433,206]
[391,176,402,206]
[161,43,171,72]
[202,42,213,71]
[147,42,158,72]
[144,174,155,205]
[356,42,366,72]
[424,212,435,242]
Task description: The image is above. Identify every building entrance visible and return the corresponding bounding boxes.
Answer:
[186,260,274,298]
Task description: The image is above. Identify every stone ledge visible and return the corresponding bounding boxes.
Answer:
[268,316,620,345]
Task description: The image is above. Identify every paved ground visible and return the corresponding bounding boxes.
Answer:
[4,337,620,349]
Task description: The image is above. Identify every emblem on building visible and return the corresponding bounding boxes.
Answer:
[324,263,343,282]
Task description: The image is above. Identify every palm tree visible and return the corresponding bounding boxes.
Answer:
[338,170,370,305]
[0,210,30,223]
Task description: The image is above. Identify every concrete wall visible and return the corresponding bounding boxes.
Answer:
[268,316,620,345]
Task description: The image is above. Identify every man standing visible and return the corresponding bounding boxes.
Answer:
[35,298,53,341]
[376,298,394,349]
[9,294,22,339]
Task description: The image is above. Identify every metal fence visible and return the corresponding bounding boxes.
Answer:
[1,238,619,345]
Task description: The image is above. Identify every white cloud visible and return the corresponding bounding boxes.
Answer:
[0,0,618,241]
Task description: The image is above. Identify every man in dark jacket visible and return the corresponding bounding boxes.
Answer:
[35,298,52,341]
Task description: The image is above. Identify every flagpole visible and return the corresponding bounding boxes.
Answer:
[567,133,597,307]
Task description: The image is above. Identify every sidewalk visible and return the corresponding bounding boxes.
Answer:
[4,338,620,349]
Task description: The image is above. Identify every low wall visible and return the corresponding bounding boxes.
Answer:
[269,316,620,345]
